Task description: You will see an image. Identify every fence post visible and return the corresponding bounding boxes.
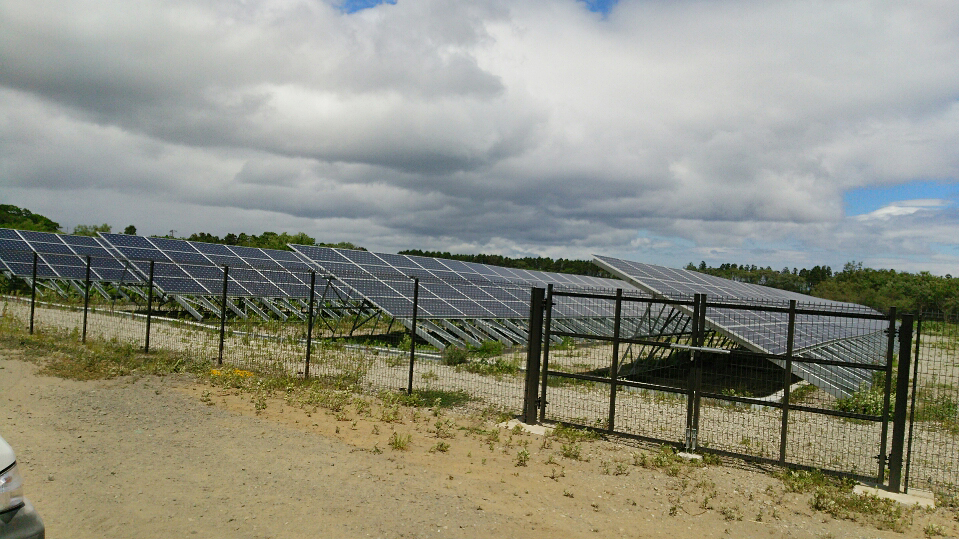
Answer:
[523,287,545,424]
[29,252,37,335]
[878,307,897,483]
[779,300,797,464]
[685,294,703,451]
[305,271,316,379]
[407,277,419,395]
[144,260,154,353]
[539,284,554,422]
[82,255,91,343]
[607,288,623,433]
[887,314,913,492]
[904,315,923,493]
[218,265,229,366]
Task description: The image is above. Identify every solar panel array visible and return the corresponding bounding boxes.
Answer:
[593,255,889,397]
[0,229,140,283]
[97,233,331,299]
[290,245,637,319]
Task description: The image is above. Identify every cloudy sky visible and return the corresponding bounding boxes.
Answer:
[2,0,958,274]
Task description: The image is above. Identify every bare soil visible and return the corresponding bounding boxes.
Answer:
[3,349,958,539]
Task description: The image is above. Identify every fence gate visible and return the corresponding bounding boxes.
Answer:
[524,286,914,491]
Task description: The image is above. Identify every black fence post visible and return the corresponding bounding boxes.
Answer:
[779,300,797,464]
[904,314,923,493]
[607,288,623,433]
[305,271,316,379]
[685,294,703,451]
[407,277,419,395]
[29,252,37,335]
[81,255,92,343]
[539,284,554,422]
[218,265,229,366]
[523,287,545,424]
[888,314,913,492]
[144,260,154,353]
[878,307,897,483]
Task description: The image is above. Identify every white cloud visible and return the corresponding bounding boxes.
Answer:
[1,0,958,274]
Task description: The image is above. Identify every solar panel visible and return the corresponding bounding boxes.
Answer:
[97,234,326,299]
[288,245,639,320]
[593,255,888,398]
[0,229,145,284]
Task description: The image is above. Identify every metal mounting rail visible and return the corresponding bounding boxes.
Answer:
[670,343,731,354]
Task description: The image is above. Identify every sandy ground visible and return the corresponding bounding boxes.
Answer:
[2,351,958,539]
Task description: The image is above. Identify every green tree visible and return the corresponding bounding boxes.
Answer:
[123,225,137,235]
[0,204,61,232]
[73,223,111,236]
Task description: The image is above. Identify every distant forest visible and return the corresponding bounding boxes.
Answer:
[2,204,956,313]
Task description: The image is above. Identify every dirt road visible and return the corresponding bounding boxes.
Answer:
[1,353,955,538]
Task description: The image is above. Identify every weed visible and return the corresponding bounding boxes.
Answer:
[560,442,582,461]
[434,418,457,439]
[430,441,451,453]
[563,489,574,498]
[775,469,839,493]
[924,523,945,537]
[515,449,530,467]
[552,423,600,444]
[810,487,915,532]
[441,346,469,366]
[388,432,412,451]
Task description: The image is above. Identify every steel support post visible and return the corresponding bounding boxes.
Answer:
[523,287,545,424]
[29,252,37,335]
[305,271,316,379]
[888,314,914,492]
[878,307,897,483]
[218,265,229,366]
[779,300,797,464]
[539,284,554,422]
[407,277,419,395]
[607,289,623,433]
[145,261,155,353]
[82,256,91,343]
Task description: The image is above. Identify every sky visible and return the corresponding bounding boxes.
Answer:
[1,0,958,275]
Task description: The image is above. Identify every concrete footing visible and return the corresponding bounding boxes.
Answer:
[853,485,936,508]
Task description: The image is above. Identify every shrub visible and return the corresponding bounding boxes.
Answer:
[441,346,469,366]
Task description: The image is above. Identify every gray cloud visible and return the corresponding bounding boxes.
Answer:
[1,0,958,273]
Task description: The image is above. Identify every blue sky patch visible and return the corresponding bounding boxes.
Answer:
[844,180,959,216]
[339,0,396,14]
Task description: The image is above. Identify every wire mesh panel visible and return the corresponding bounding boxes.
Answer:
[906,312,959,498]
[539,286,898,483]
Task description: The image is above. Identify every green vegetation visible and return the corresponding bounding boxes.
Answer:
[688,260,959,314]
[187,231,363,252]
[0,204,61,233]
[73,223,111,236]
[440,340,519,377]
[774,468,916,532]
[0,313,200,380]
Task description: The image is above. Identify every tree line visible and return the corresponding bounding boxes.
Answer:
[687,260,958,314]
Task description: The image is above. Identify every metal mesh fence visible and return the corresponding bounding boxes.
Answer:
[3,251,957,493]
[0,253,535,418]
[539,286,899,483]
[906,312,959,498]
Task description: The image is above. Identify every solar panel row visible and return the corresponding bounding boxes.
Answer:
[592,255,889,398]
[0,229,140,283]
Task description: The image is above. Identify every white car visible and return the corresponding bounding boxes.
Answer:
[0,435,44,539]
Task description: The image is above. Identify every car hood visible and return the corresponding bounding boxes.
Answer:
[0,434,15,471]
